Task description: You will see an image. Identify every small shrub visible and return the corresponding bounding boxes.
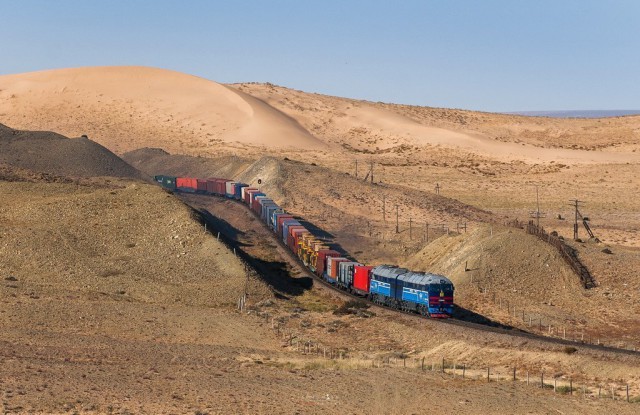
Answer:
[564,346,578,355]
[556,385,574,394]
[602,248,613,254]
[333,300,369,315]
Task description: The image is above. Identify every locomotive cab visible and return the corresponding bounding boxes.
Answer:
[427,278,454,318]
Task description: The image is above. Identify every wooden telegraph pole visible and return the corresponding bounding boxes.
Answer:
[382,194,386,222]
[536,186,540,228]
[370,161,374,183]
[569,199,583,240]
[395,205,399,233]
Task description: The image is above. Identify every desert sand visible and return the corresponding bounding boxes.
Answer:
[1,66,640,413]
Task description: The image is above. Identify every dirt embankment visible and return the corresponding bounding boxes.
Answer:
[0,123,147,180]
[404,225,640,346]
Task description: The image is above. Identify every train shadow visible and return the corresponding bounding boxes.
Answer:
[194,208,312,298]
[197,208,250,246]
[294,217,353,258]
[295,217,334,240]
[454,305,519,330]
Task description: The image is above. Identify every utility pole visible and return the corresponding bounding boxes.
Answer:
[382,194,386,222]
[395,205,399,233]
[370,161,374,183]
[536,186,540,228]
[569,199,583,240]
[435,183,440,195]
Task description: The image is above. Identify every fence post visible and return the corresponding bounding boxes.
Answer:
[570,378,572,395]
[421,357,425,371]
[554,378,557,393]
[462,364,465,379]
[627,384,629,402]
[541,372,544,388]
[513,367,516,381]
[487,367,490,382]
[442,357,445,373]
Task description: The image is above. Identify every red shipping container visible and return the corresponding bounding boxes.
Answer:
[241,187,257,201]
[293,229,308,247]
[287,226,306,250]
[253,196,269,212]
[212,178,222,195]
[206,179,217,193]
[245,189,259,205]
[289,228,307,252]
[353,265,373,294]
[276,215,294,233]
[176,177,188,188]
[177,177,197,191]
[219,179,230,195]
[315,250,340,277]
[327,257,349,279]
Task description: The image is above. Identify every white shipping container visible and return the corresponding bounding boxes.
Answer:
[225,181,236,196]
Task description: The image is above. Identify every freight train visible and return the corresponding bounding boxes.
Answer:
[154,174,455,318]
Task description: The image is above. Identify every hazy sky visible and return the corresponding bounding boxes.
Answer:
[1,1,638,112]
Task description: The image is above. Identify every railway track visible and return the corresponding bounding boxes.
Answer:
[188,192,640,358]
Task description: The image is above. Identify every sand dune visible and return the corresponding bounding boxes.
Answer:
[0,66,324,154]
[1,66,639,165]
[234,83,640,165]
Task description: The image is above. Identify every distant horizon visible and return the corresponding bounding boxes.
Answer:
[0,1,638,112]
[505,109,640,118]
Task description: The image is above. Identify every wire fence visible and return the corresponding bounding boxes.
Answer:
[239,307,639,404]
[523,220,596,289]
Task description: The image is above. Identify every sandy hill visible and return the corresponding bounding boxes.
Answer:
[234,82,640,161]
[0,123,146,179]
[403,225,640,346]
[0,66,325,154]
[124,147,255,180]
[3,66,639,166]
